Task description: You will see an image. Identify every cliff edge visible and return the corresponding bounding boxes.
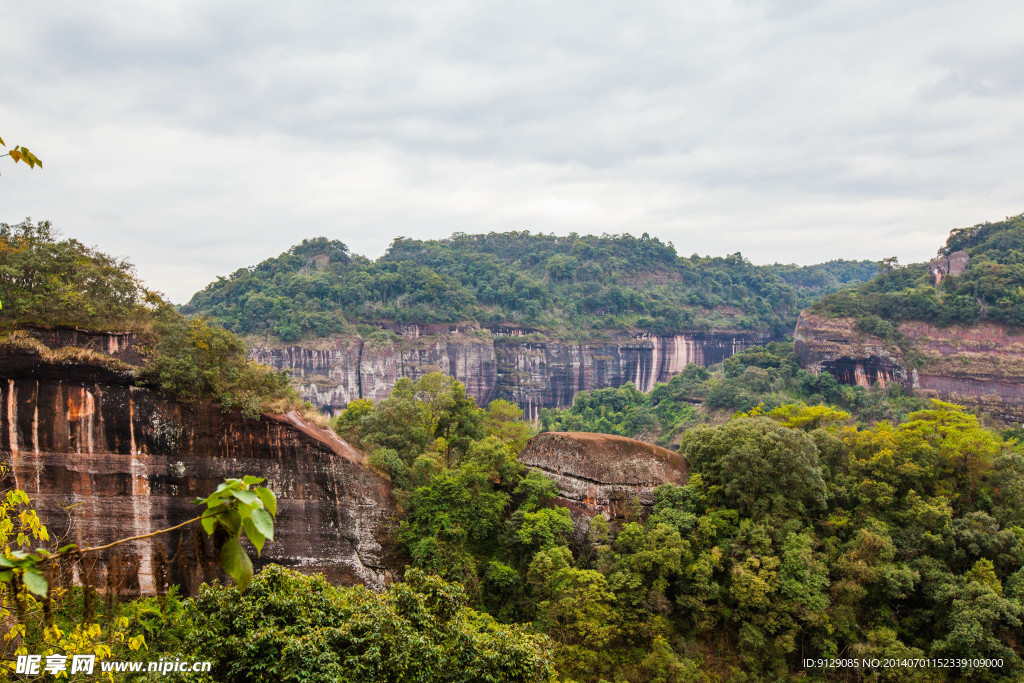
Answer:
[795,311,1024,422]
[0,330,396,594]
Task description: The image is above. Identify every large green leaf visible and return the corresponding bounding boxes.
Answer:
[219,537,253,591]
[250,508,274,541]
[230,489,259,506]
[22,569,48,596]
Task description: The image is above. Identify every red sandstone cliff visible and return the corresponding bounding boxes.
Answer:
[0,331,395,595]
[795,312,1024,422]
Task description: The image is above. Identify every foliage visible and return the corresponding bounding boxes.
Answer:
[180,564,555,683]
[1,476,275,605]
[0,135,42,172]
[1,466,178,681]
[182,233,878,340]
[140,316,296,420]
[0,220,157,332]
[634,400,1024,679]
[192,477,277,591]
[354,373,1024,680]
[814,213,1024,329]
[0,219,302,420]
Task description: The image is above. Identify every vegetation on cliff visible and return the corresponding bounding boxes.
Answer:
[182,232,877,341]
[541,342,934,448]
[812,213,1024,330]
[0,219,299,419]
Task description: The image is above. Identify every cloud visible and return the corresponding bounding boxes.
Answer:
[2,0,1022,302]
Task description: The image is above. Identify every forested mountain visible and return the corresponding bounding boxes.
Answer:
[182,231,877,341]
[813,213,1024,328]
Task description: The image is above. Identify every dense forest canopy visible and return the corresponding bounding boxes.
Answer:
[324,376,1024,681]
[813,213,1024,329]
[182,231,877,341]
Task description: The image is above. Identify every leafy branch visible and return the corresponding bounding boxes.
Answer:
[0,476,276,597]
[0,134,43,171]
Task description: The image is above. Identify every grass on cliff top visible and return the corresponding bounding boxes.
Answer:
[0,330,134,373]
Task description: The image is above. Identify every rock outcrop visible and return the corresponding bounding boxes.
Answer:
[929,250,969,285]
[795,311,1024,422]
[518,431,689,540]
[793,314,906,388]
[252,328,775,417]
[0,333,395,595]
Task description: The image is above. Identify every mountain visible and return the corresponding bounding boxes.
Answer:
[182,232,877,415]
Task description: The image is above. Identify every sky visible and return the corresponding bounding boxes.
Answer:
[3,1,1023,303]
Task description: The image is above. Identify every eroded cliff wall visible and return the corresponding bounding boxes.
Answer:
[795,312,1024,421]
[518,431,689,541]
[0,339,395,595]
[252,328,774,416]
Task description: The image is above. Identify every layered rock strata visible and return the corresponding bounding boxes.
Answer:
[795,312,1024,422]
[0,337,395,596]
[518,431,689,541]
[251,328,774,417]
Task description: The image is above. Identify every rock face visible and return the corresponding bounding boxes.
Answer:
[0,334,395,596]
[795,311,1024,421]
[793,314,907,388]
[252,328,775,417]
[518,431,689,540]
[929,250,970,285]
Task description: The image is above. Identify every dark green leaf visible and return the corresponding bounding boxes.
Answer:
[218,508,242,534]
[242,518,265,555]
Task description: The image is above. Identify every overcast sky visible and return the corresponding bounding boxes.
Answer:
[3,1,1023,303]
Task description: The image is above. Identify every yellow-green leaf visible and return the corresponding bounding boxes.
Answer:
[230,489,259,506]
[256,487,277,517]
[250,507,274,542]
[22,569,48,596]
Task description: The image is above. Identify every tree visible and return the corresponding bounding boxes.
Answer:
[183,565,555,683]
